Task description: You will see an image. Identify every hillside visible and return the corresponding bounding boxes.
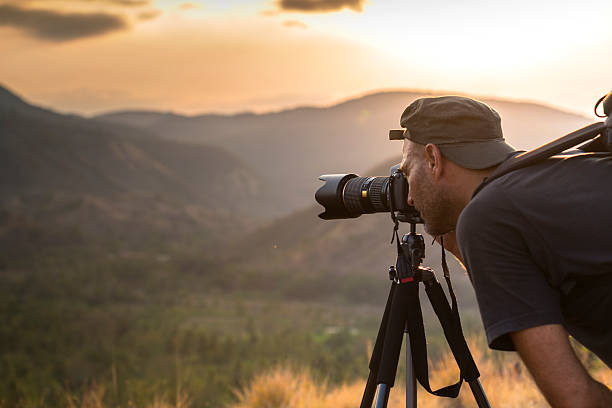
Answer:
[97,91,593,215]
[0,85,283,248]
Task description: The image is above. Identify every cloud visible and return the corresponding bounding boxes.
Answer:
[0,4,128,41]
[283,20,307,28]
[137,9,161,20]
[277,0,366,13]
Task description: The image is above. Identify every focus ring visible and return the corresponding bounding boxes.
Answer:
[368,177,388,211]
[343,176,390,216]
[343,177,368,215]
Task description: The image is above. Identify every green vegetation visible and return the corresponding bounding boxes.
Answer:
[0,238,486,408]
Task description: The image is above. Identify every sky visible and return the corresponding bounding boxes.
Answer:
[0,0,611,116]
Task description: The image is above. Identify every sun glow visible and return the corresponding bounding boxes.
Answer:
[0,0,610,115]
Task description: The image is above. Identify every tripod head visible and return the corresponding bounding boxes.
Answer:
[389,222,431,284]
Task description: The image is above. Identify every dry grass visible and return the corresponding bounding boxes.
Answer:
[44,340,611,408]
[63,383,191,408]
[229,339,611,408]
[231,367,326,408]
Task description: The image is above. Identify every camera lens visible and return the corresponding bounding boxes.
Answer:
[315,168,422,223]
[315,174,391,220]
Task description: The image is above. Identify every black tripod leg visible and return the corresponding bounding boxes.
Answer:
[374,282,412,407]
[469,378,491,408]
[361,372,378,408]
[361,283,396,408]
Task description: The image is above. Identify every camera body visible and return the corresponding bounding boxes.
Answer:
[315,164,423,224]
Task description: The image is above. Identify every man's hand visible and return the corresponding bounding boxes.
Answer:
[511,324,612,407]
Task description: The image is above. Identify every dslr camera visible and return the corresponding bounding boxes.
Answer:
[315,165,422,224]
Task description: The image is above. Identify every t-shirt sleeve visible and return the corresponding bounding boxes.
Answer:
[456,185,564,351]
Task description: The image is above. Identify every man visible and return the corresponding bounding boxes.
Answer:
[397,96,612,407]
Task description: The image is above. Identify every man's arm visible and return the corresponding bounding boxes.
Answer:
[511,324,612,408]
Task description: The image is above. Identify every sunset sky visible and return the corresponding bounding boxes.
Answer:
[1,0,611,116]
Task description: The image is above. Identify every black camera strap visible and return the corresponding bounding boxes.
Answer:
[473,121,609,198]
[437,238,480,383]
[402,238,479,399]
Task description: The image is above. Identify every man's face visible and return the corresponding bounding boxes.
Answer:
[400,140,455,236]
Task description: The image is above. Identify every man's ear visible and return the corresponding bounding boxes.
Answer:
[424,144,444,180]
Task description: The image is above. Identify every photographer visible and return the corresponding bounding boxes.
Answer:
[397,96,612,407]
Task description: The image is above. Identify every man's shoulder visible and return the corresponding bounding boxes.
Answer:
[458,150,612,265]
[457,179,512,237]
[460,150,612,227]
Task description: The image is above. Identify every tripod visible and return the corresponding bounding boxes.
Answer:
[360,223,491,408]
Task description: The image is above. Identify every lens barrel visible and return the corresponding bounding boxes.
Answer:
[343,176,390,215]
[315,174,391,219]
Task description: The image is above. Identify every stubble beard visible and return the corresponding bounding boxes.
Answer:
[416,187,456,237]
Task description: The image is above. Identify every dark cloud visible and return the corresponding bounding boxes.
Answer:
[283,19,307,28]
[0,4,128,41]
[278,0,365,13]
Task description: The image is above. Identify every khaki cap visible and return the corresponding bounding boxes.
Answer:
[390,96,516,169]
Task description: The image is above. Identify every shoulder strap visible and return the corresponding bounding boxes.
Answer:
[472,122,608,198]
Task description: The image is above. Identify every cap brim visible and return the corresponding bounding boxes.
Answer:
[438,139,516,169]
[389,129,406,140]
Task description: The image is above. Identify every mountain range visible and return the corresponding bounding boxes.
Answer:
[1,84,596,261]
[97,91,592,215]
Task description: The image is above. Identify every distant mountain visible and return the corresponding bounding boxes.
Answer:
[97,91,593,215]
[0,85,25,108]
[0,85,283,247]
[2,83,596,254]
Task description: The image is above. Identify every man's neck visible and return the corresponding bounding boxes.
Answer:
[450,167,497,223]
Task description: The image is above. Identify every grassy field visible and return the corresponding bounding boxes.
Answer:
[0,243,479,408]
[25,337,612,408]
[0,237,491,408]
[2,241,607,408]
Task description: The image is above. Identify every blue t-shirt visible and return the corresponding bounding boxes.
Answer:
[457,151,612,367]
